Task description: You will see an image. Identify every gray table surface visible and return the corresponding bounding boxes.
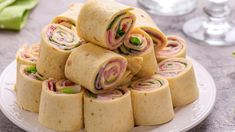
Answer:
[0,0,235,131]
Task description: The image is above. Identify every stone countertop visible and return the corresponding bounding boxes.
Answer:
[0,0,235,131]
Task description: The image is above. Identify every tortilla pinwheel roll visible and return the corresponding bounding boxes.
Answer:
[38,79,84,131]
[131,75,174,125]
[36,24,82,80]
[132,8,167,52]
[52,3,83,30]
[65,43,128,94]
[156,35,186,62]
[84,88,134,132]
[117,27,157,77]
[157,58,199,107]
[16,43,40,90]
[16,65,45,112]
[16,43,40,73]
[77,0,136,50]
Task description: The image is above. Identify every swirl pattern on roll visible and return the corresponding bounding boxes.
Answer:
[95,59,127,90]
[131,76,164,91]
[118,28,151,55]
[131,8,167,51]
[143,29,166,51]
[107,13,136,49]
[157,36,186,58]
[17,44,40,64]
[46,24,81,50]
[158,60,187,77]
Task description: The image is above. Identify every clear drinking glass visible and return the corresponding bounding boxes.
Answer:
[183,0,235,46]
[138,0,198,16]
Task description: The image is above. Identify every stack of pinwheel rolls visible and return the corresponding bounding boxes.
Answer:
[117,27,157,77]
[157,58,199,107]
[16,43,40,89]
[38,79,84,131]
[132,8,167,52]
[14,0,201,131]
[131,75,174,125]
[65,43,128,94]
[156,35,186,62]
[84,88,134,132]
[16,65,45,112]
[36,24,82,79]
[77,0,136,50]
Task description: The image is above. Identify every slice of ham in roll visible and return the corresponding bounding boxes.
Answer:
[16,65,46,112]
[65,43,127,94]
[84,88,134,132]
[77,0,136,50]
[117,27,157,77]
[131,75,174,125]
[156,35,186,62]
[37,24,83,80]
[157,58,199,107]
[38,79,84,131]
[132,8,167,52]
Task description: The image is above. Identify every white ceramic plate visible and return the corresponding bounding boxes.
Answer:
[0,58,216,132]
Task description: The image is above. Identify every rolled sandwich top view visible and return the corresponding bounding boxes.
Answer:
[156,35,186,62]
[65,43,128,94]
[16,43,40,66]
[132,8,167,52]
[42,24,81,50]
[117,27,157,77]
[157,58,190,78]
[131,75,165,91]
[77,0,136,50]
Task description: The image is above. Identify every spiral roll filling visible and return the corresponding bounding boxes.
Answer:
[157,36,184,56]
[95,59,127,90]
[118,30,151,55]
[143,29,166,51]
[107,13,135,49]
[18,44,40,63]
[131,77,164,91]
[46,24,80,50]
[158,60,187,77]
